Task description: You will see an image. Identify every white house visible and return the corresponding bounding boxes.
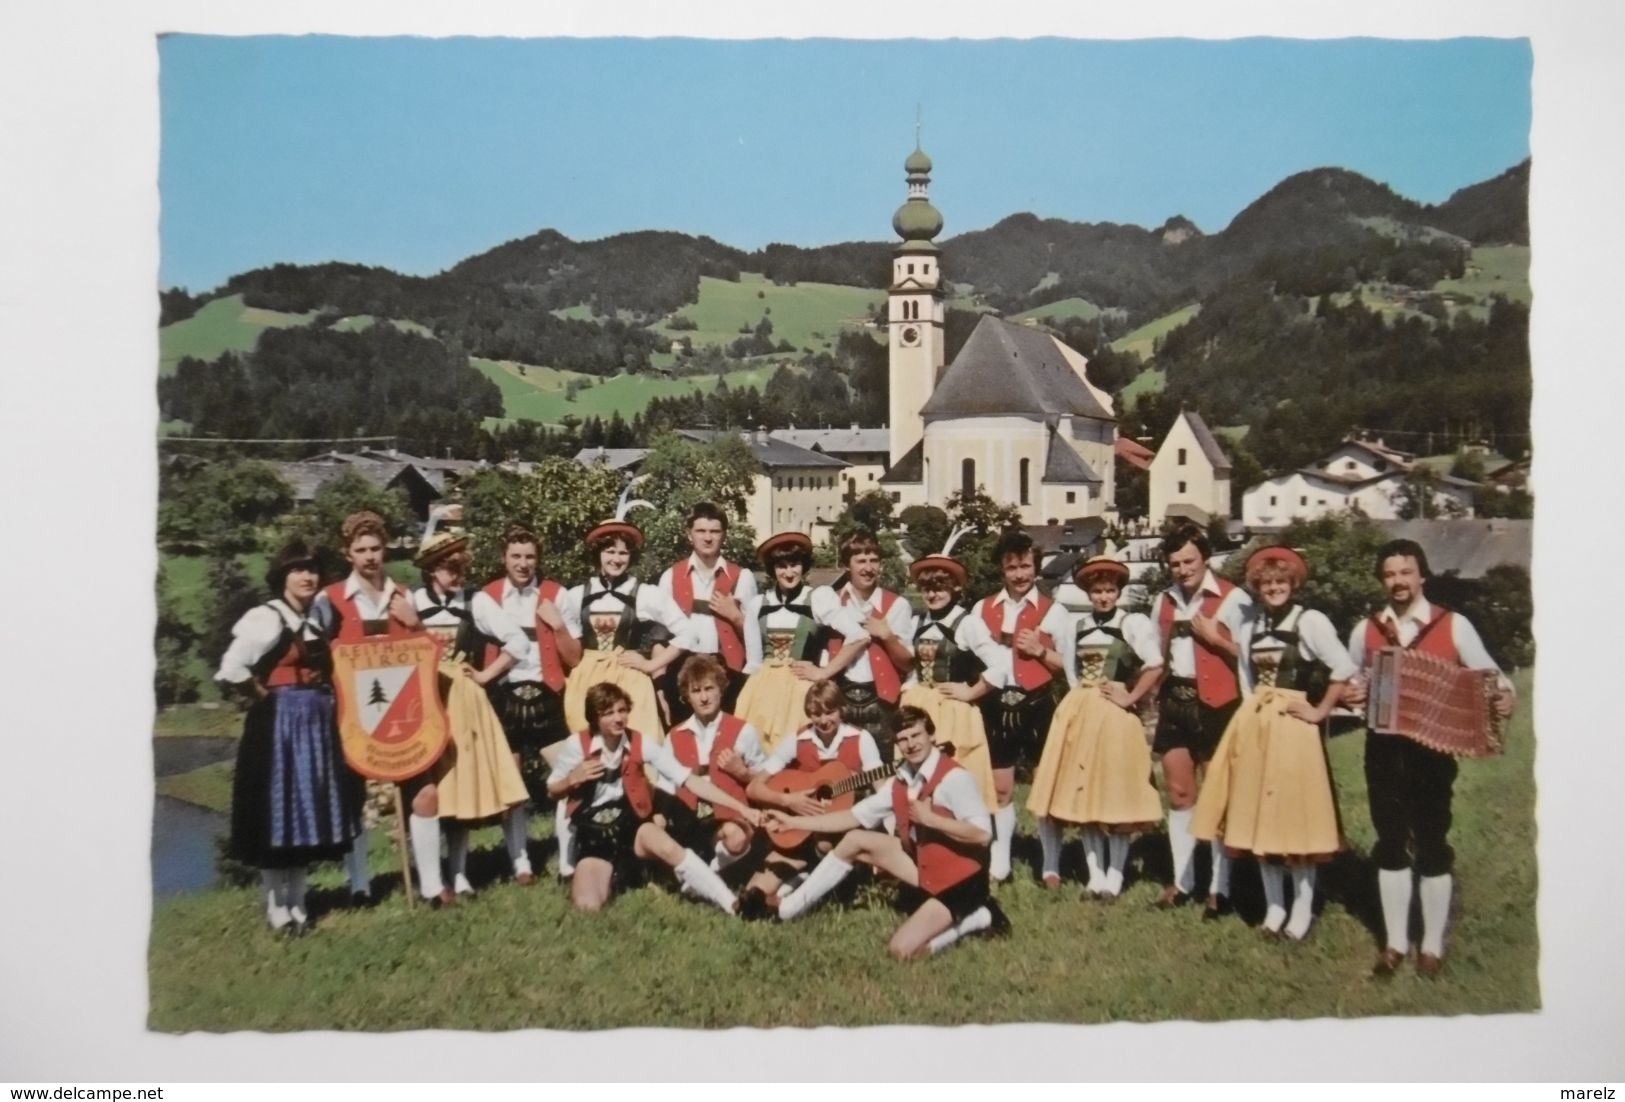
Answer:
[770,425,891,505]
[1240,436,1478,528]
[1148,410,1232,526]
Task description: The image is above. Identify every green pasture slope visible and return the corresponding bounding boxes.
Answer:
[1012,297,1109,324]
[147,669,1536,1031]
[474,357,794,426]
[1434,245,1531,313]
[1110,303,1201,361]
[158,294,319,375]
[650,272,884,352]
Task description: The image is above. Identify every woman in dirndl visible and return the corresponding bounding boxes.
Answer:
[407,531,532,903]
[735,531,869,754]
[1026,555,1165,898]
[1191,546,1358,941]
[217,539,362,935]
[897,545,999,815]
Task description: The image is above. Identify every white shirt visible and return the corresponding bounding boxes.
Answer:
[652,712,766,795]
[1073,607,1164,678]
[967,587,1078,689]
[821,583,915,685]
[742,585,867,674]
[902,605,1008,688]
[761,722,883,776]
[1150,571,1254,679]
[850,748,991,839]
[564,576,698,652]
[411,586,530,663]
[490,577,543,684]
[547,730,692,810]
[216,599,333,684]
[1236,605,1358,695]
[657,555,760,658]
[1346,597,1511,691]
[310,570,404,631]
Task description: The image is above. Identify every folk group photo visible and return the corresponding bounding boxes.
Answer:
[136,32,1543,1040]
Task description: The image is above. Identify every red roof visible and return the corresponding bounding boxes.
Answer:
[1115,437,1155,471]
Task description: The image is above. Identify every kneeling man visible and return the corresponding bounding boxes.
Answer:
[762,706,1009,959]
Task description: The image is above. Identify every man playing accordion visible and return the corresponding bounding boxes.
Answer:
[1345,539,1516,978]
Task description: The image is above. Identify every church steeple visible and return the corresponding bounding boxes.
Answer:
[887,129,946,465]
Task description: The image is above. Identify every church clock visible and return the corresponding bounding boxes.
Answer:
[899,325,920,347]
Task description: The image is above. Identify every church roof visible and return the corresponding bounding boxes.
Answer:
[919,316,1114,422]
[1042,432,1103,484]
[878,440,924,484]
[1179,410,1233,474]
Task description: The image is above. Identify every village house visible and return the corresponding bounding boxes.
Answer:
[1148,409,1232,527]
[1240,436,1478,529]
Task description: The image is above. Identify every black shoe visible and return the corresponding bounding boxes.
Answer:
[983,899,1012,938]
[1153,885,1193,909]
[1202,894,1233,922]
[350,890,378,910]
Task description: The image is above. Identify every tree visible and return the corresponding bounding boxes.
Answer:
[201,555,264,674]
[1218,513,1389,637]
[1426,563,1534,670]
[898,504,950,558]
[631,433,762,577]
[289,470,413,556]
[942,489,1026,602]
[834,490,896,543]
[154,574,200,707]
[459,459,625,585]
[158,458,295,554]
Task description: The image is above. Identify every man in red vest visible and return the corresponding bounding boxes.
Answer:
[1148,523,1251,916]
[969,528,1074,882]
[658,502,757,723]
[819,529,915,761]
[1344,539,1515,978]
[481,524,583,883]
[762,706,1010,958]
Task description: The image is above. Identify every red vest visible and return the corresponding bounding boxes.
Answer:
[891,754,984,895]
[793,727,865,772]
[666,713,748,820]
[980,593,1056,692]
[826,588,903,703]
[322,580,413,642]
[262,621,325,688]
[1156,580,1241,708]
[565,729,654,820]
[481,578,568,691]
[671,561,746,672]
[1360,606,1460,667]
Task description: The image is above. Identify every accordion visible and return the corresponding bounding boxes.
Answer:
[1366,646,1506,759]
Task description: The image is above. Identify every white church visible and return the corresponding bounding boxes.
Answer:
[875,144,1120,526]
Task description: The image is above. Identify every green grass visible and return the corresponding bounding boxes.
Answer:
[1433,245,1532,315]
[147,670,1536,1031]
[1213,424,1251,444]
[154,704,240,740]
[157,759,236,813]
[1118,366,1166,407]
[1111,303,1200,360]
[1012,297,1120,324]
[649,272,884,352]
[159,294,320,375]
[474,357,795,426]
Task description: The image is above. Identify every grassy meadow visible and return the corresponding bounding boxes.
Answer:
[473,357,795,427]
[159,294,319,375]
[1012,297,1123,325]
[649,272,885,352]
[147,669,1536,1031]
[1110,302,1201,361]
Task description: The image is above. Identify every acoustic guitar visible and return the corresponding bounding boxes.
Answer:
[763,761,895,851]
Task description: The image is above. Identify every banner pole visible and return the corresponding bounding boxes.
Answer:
[393,784,416,911]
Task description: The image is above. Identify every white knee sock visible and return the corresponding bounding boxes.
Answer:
[712,835,747,872]
[928,905,994,955]
[1419,873,1453,957]
[409,814,445,900]
[1209,840,1232,899]
[1104,833,1130,896]
[555,803,576,878]
[990,804,1017,881]
[1259,863,1287,932]
[777,854,853,921]
[446,823,472,894]
[504,806,532,876]
[1167,809,1197,894]
[1083,828,1108,891]
[675,850,738,913]
[1378,867,1414,954]
[261,869,292,930]
[1037,816,1063,880]
[287,867,309,925]
[346,830,371,896]
[1286,866,1316,940]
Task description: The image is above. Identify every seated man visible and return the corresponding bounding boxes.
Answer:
[762,706,1011,960]
[545,682,759,915]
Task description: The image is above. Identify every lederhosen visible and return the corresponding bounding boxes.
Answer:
[566,729,656,885]
[1153,583,1242,764]
[485,578,569,804]
[826,586,906,760]
[977,594,1062,771]
[893,755,992,924]
[913,606,986,691]
[655,714,752,852]
[663,561,749,722]
[1360,607,1463,877]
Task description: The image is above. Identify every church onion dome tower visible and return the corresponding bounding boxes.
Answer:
[892,144,944,251]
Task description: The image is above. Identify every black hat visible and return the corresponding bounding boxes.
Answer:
[266,538,322,594]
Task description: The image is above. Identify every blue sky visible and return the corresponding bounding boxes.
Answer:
[159,36,1531,292]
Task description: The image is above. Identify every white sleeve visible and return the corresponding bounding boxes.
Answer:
[886,593,916,649]
[734,566,760,606]
[1298,609,1359,683]
[644,736,693,790]
[857,731,883,770]
[1220,588,1254,636]
[1450,615,1512,690]
[642,586,700,651]
[963,601,1011,689]
[761,735,798,776]
[470,591,530,662]
[937,770,993,836]
[1234,616,1259,696]
[1346,622,1368,669]
[812,587,868,642]
[1121,612,1164,669]
[742,595,765,674]
[656,566,676,600]
[851,786,894,831]
[561,586,585,639]
[734,723,767,770]
[1046,603,1079,690]
[547,736,585,784]
[215,606,285,684]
